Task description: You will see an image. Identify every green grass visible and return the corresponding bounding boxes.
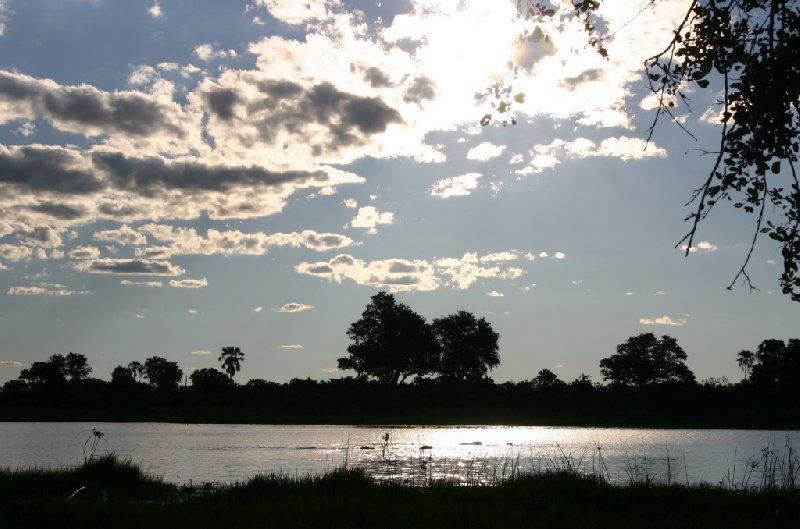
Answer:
[1,457,799,528]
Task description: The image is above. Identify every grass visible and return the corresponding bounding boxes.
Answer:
[1,455,799,528]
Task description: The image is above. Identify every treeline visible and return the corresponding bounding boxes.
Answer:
[0,292,798,426]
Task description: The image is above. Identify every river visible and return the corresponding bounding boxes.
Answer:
[1,423,798,486]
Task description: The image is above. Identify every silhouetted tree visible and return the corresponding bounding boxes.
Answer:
[532,368,561,388]
[338,291,437,385]
[219,346,244,382]
[599,333,695,386]
[18,354,68,385]
[143,356,183,389]
[570,373,593,389]
[2,379,28,394]
[750,338,800,388]
[65,352,91,380]
[190,368,231,389]
[736,350,755,381]
[110,365,135,385]
[127,361,144,382]
[432,310,499,382]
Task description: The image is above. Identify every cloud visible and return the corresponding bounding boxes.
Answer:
[430,173,482,198]
[639,315,687,326]
[0,244,32,262]
[193,43,237,62]
[68,245,101,260]
[74,258,185,276]
[191,350,212,355]
[553,252,566,260]
[0,361,22,367]
[434,252,524,290]
[254,0,335,24]
[343,198,358,208]
[94,225,147,246]
[8,283,89,296]
[296,254,439,292]
[274,302,314,313]
[136,314,146,319]
[466,142,506,161]
[0,1,8,37]
[518,137,667,174]
[187,309,198,315]
[254,306,264,313]
[349,206,394,234]
[486,290,504,297]
[281,344,304,349]
[148,2,163,18]
[169,277,208,289]
[679,241,718,253]
[120,280,163,287]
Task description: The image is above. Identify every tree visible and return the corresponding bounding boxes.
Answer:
[218,346,245,382]
[65,352,91,380]
[507,1,800,300]
[599,333,696,386]
[533,368,562,388]
[18,354,67,385]
[110,365,135,385]
[432,310,500,382]
[338,291,437,385]
[190,368,232,389]
[127,361,144,382]
[736,350,755,381]
[143,356,183,389]
[750,338,800,388]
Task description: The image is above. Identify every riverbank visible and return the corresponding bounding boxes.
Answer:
[2,405,798,430]
[1,456,799,529]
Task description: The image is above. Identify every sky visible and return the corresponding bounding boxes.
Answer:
[0,0,797,386]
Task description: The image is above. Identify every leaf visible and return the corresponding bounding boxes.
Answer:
[513,92,525,104]
[498,101,509,113]
[771,161,781,174]
[480,114,491,126]
[696,79,710,88]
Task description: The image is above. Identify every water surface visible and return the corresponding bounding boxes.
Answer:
[1,423,797,486]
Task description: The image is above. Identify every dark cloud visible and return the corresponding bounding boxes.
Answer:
[388,261,418,274]
[92,152,326,193]
[258,79,304,99]
[560,69,604,90]
[302,231,354,250]
[0,71,185,138]
[305,264,334,274]
[0,146,104,194]
[74,258,185,276]
[205,88,239,120]
[403,76,436,104]
[26,202,87,221]
[361,66,393,88]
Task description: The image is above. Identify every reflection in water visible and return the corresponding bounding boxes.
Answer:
[0,423,797,486]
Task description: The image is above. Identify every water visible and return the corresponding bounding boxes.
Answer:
[1,423,797,486]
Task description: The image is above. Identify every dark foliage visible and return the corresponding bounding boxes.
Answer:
[190,368,232,390]
[600,333,696,386]
[432,310,500,382]
[218,346,244,381]
[143,356,183,390]
[749,338,800,388]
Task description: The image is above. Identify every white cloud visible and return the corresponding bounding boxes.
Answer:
[316,186,337,196]
[169,277,208,289]
[639,315,687,326]
[572,280,583,285]
[254,306,264,313]
[767,260,776,265]
[275,302,314,313]
[466,142,506,161]
[120,280,163,287]
[187,309,198,315]
[654,290,666,296]
[0,245,32,262]
[520,284,537,292]
[486,290,504,297]
[434,252,524,290]
[0,0,8,37]
[75,258,185,276]
[254,0,336,24]
[136,314,146,319]
[343,198,358,208]
[94,225,147,247]
[193,43,237,62]
[8,283,89,296]
[68,245,101,260]
[148,2,163,18]
[349,206,394,234]
[553,251,566,260]
[296,254,439,292]
[430,172,482,198]
[0,360,22,367]
[519,137,667,174]
[281,344,304,349]
[191,350,212,355]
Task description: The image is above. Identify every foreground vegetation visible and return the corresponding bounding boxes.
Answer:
[1,456,799,529]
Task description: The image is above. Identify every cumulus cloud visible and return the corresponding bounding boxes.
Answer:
[639,315,687,326]
[191,350,212,355]
[7,282,89,296]
[349,206,394,234]
[281,344,304,349]
[0,244,32,262]
[430,173,481,198]
[296,254,439,292]
[517,137,667,174]
[169,277,208,288]
[74,258,185,276]
[255,0,336,24]
[193,43,237,62]
[486,290,504,297]
[148,2,163,18]
[434,252,524,290]
[254,306,264,313]
[94,225,147,246]
[274,302,314,313]
[187,309,198,315]
[68,245,101,260]
[120,280,163,287]
[466,142,506,161]
[679,241,718,253]
[343,198,358,208]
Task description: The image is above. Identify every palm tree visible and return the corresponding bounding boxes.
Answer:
[736,350,755,381]
[218,346,245,382]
